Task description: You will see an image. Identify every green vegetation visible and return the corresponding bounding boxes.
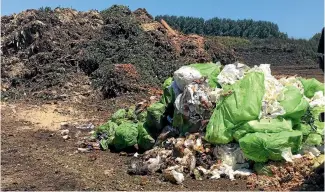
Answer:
[155,15,288,39]
[38,6,52,12]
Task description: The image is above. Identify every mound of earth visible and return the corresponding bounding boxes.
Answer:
[1,5,235,101]
[1,5,321,102]
[1,8,103,100]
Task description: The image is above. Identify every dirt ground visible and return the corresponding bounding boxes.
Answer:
[1,98,249,191]
[1,67,324,191]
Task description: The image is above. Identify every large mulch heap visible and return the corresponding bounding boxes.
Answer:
[1,5,235,101]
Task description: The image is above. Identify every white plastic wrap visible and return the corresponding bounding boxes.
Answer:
[210,144,251,180]
[209,88,223,103]
[217,62,250,86]
[249,64,286,119]
[309,91,325,108]
[173,66,202,90]
[174,82,213,118]
[279,76,304,94]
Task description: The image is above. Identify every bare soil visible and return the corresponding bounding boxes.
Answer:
[1,99,248,191]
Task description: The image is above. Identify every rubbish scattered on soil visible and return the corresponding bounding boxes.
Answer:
[62,135,70,140]
[76,123,95,130]
[2,5,324,191]
[77,148,91,153]
[60,129,69,136]
[85,62,324,187]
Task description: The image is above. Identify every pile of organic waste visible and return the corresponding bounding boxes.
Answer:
[87,62,324,186]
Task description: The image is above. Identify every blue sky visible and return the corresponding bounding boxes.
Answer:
[1,0,324,39]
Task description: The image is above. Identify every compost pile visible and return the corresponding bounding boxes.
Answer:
[1,5,233,100]
[1,7,103,100]
[78,6,217,98]
[89,62,324,189]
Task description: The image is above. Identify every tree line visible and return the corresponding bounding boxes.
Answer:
[155,15,288,39]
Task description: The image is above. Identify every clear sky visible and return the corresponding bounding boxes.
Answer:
[1,0,324,39]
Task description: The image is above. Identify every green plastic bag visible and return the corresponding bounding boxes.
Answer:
[172,110,193,135]
[160,77,174,107]
[126,106,136,120]
[300,106,324,136]
[111,109,126,123]
[238,118,293,133]
[299,78,324,98]
[305,133,322,146]
[280,86,309,121]
[239,131,303,162]
[233,129,248,142]
[294,123,312,136]
[113,122,138,151]
[162,77,173,90]
[137,123,155,150]
[137,110,147,122]
[97,120,118,134]
[97,120,118,150]
[205,72,265,144]
[146,102,166,135]
[189,63,221,88]
[311,106,325,135]
[234,118,292,141]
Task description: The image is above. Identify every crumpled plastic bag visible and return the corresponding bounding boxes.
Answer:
[279,76,304,94]
[160,77,174,106]
[174,81,213,120]
[213,143,246,166]
[237,118,293,134]
[301,145,321,157]
[299,78,324,98]
[300,105,324,137]
[205,72,265,144]
[249,64,285,119]
[137,123,155,150]
[309,91,325,108]
[113,122,138,151]
[111,108,126,123]
[209,144,251,181]
[146,102,166,135]
[189,62,221,88]
[311,106,325,135]
[305,133,323,146]
[253,162,273,176]
[173,66,202,90]
[239,131,303,162]
[279,86,309,121]
[97,120,118,150]
[217,62,250,86]
[171,81,182,98]
[172,110,195,135]
[209,88,223,103]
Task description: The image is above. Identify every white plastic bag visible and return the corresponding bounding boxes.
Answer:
[209,88,223,103]
[279,76,304,94]
[174,82,213,118]
[309,91,325,108]
[249,64,286,118]
[217,62,249,86]
[173,66,202,90]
